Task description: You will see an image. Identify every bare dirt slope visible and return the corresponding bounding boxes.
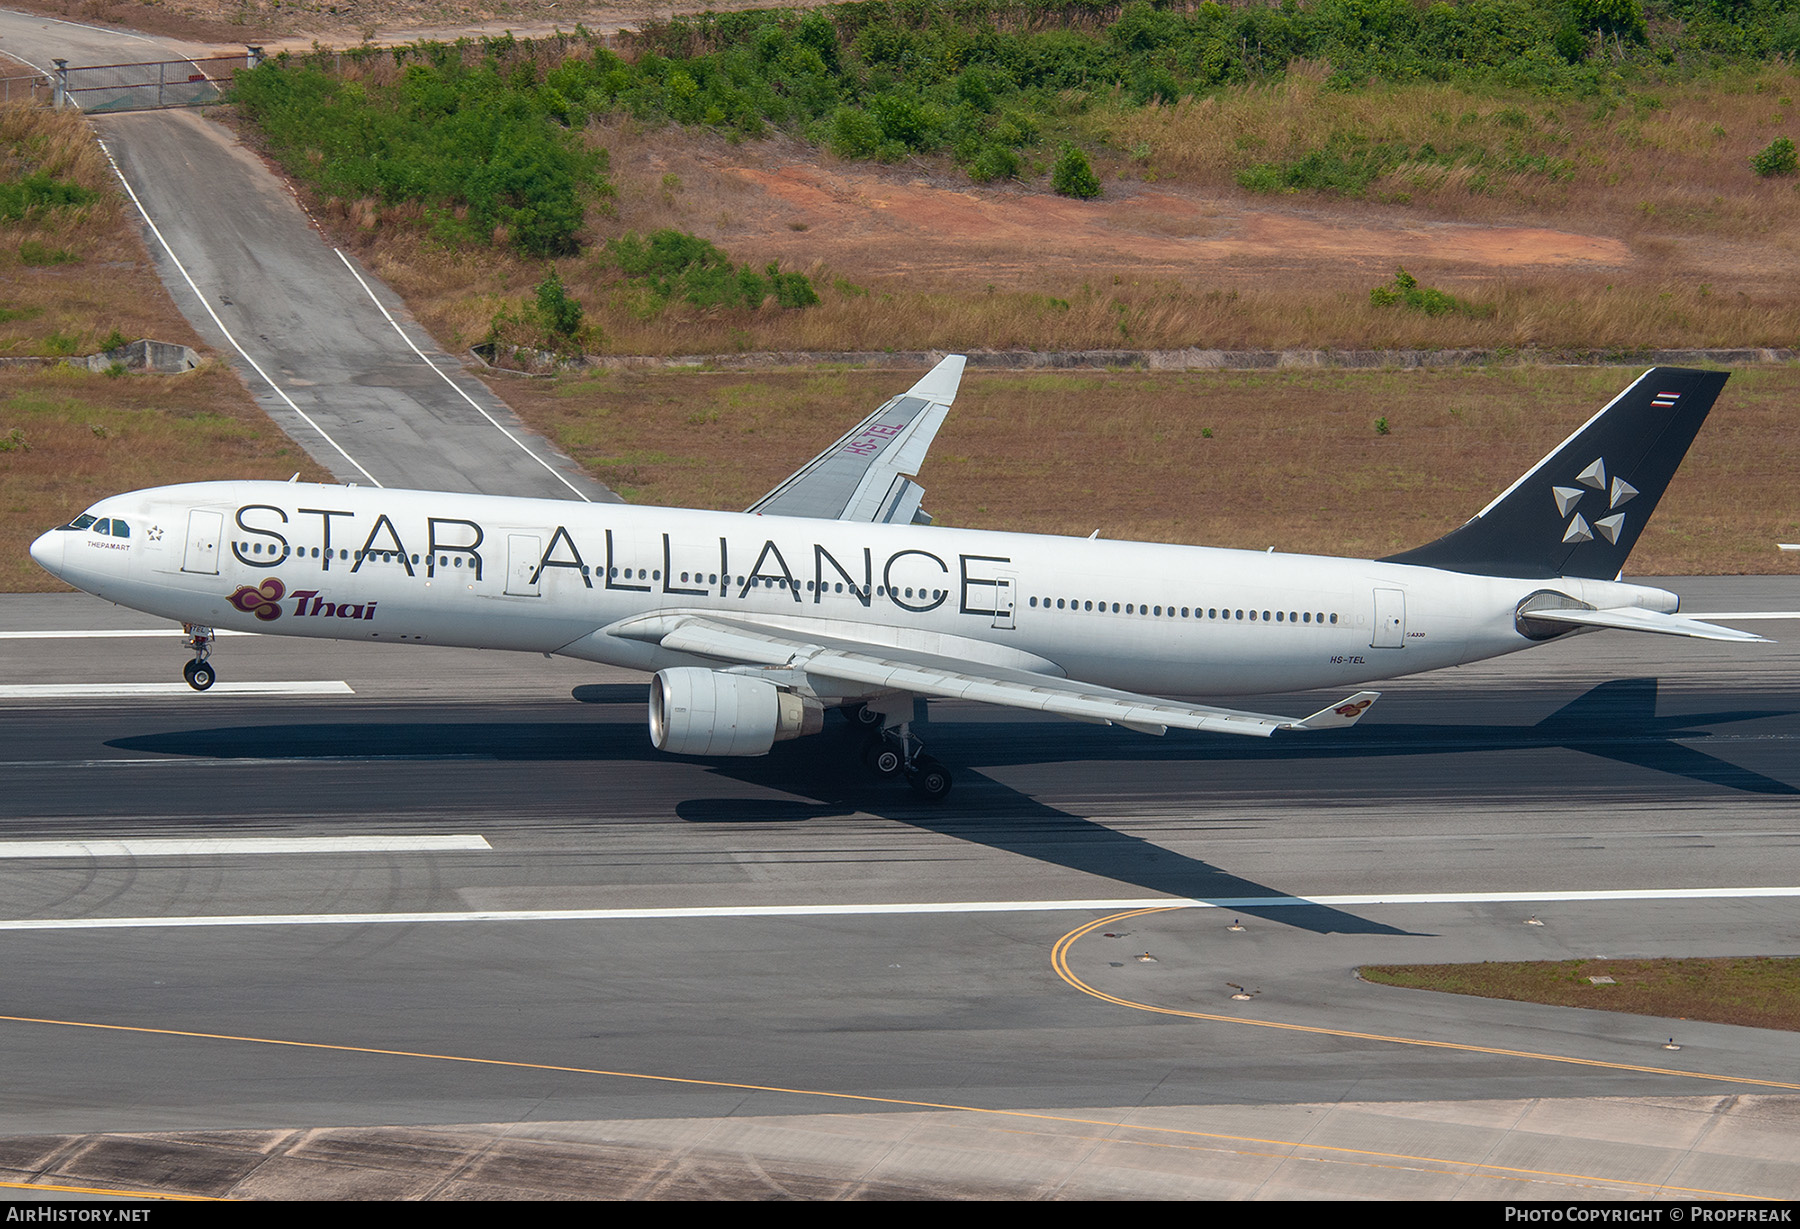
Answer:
[1,0,757,47]
[720,158,1634,288]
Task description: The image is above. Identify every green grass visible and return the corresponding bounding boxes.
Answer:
[1361,957,1800,1032]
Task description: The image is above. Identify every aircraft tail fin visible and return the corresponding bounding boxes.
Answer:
[1381,367,1728,579]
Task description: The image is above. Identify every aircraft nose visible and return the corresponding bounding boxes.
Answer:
[28,529,65,579]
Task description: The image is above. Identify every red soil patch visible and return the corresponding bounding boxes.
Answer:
[724,161,1632,289]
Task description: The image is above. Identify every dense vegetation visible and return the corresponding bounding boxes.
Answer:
[595,0,1800,177]
[234,0,1800,257]
[232,47,611,256]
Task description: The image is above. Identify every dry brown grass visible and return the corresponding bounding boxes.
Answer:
[489,364,1800,576]
[0,107,208,356]
[1105,67,1800,240]
[1361,957,1800,1032]
[0,105,331,592]
[0,365,333,591]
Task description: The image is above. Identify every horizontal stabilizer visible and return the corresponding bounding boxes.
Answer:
[1528,606,1771,643]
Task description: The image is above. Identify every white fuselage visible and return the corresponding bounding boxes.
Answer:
[33,480,1680,700]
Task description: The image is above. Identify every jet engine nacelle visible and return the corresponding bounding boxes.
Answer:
[648,667,824,757]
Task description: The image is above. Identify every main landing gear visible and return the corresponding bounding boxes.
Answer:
[852,704,953,803]
[181,623,216,691]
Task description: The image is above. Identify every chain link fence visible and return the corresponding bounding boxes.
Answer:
[0,72,51,105]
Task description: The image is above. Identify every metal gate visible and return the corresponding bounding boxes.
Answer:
[57,53,254,113]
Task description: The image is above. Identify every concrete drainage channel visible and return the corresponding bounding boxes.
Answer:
[0,338,199,374]
[478,344,1800,375]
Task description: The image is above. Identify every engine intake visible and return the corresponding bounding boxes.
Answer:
[648,668,823,757]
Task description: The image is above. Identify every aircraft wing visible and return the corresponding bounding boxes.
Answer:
[609,613,1380,738]
[746,355,965,525]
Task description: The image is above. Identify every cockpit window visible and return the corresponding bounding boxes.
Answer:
[108,519,128,538]
[61,513,98,532]
[94,519,111,536]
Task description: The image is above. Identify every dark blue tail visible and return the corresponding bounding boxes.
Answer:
[1381,367,1728,580]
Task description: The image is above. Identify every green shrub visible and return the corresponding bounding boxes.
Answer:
[769,265,820,308]
[968,145,1021,183]
[1052,144,1101,199]
[0,172,98,222]
[1369,268,1487,317]
[829,107,882,159]
[1750,136,1797,177]
[534,270,583,338]
[607,229,817,312]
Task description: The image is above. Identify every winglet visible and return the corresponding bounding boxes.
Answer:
[907,354,966,405]
[1286,691,1381,730]
[748,355,966,523]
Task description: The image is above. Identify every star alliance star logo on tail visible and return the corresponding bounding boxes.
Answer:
[1552,456,1640,546]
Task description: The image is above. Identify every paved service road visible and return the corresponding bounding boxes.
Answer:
[0,8,613,503]
[0,580,1795,1198]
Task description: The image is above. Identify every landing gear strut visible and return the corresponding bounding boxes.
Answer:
[858,714,953,803]
[181,624,216,691]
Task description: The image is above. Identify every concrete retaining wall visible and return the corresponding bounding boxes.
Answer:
[568,346,1799,374]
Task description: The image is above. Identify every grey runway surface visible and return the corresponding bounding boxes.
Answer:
[0,8,612,503]
[0,580,1797,1198]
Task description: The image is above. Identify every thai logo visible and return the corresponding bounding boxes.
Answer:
[228,578,286,621]
[1334,698,1373,719]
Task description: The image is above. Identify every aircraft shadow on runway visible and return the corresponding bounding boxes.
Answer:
[109,676,1793,936]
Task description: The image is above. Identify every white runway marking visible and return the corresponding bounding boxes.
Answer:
[0,629,256,639]
[1,885,1795,932]
[95,137,382,487]
[0,835,490,858]
[0,682,352,698]
[334,248,592,503]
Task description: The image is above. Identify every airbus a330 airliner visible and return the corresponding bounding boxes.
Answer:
[29,359,1763,800]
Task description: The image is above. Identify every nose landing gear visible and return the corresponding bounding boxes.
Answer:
[181,624,216,691]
